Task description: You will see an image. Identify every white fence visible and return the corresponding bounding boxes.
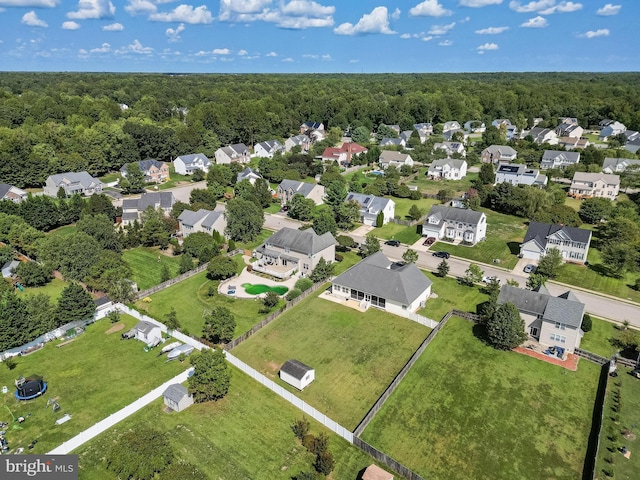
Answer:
[406,312,438,329]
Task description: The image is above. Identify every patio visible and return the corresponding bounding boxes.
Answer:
[218,266,298,299]
[514,339,579,371]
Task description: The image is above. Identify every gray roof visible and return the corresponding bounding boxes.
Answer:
[602,158,640,172]
[120,158,165,174]
[523,221,591,248]
[484,145,517,156]
[134,321,159,335]
[429,158,466,171]
[497,285,584,329]
[178,208,223,229]
[47,171,101,189]
[287,134,310,145]
[380,138,403,146]
[379,150,410,163]
[129,192,174,212]
[163,384,190,403]
[0,184,12,198]
[262,227,335,256]
[175,153,211,167]
[572,172,620,186]
[423,205,484,228]
[280,359,313,380]
[542,150,580,164]
[220,144,249,158]
[255,140,283,152]
[278,179,318,197]
[237,167,262,182]
[345,192,394,215]
[333,251,432,305]
[529,127,554,142]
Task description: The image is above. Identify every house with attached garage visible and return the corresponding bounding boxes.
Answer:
[320,142,367,165]
[602,157,640,174]
[413,123,433,143]
[428,159,467,180]
[43,171,103,198]
[345,192,395,226]
[214,144,250,165]
[162,384,194,412]
[599,121,626,141]
[497,284,585,353]
[481,145,517,164]
[173,153,212,175]
[569,172,620,200]
[178,208,227,238]
[555,118,583,139]
[433,141,466,157]
[378,150,414,169]
[494,164,547,187]
[121,191,175,226]
[253,227,335,279]
[520,221,591,263]
[0,183,27,203]
[540,150,580,170]
[253,140,284,158]
[120,159,169,184]
[277,179,325,206]
[379,137,405,148]
[279,359,315,390]
[422,205,486,245]
[558,136,589,150]
[527,127,558,145]
[284,134,311,152]
[330,251,432,315]
[443,121,462,133]
[236,167,263,185]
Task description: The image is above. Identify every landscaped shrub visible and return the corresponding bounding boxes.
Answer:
[286,289,302,301]
[302,434,316,451]
[294,278,313,292]
[335,253,343,262]
[581,313,592,332]
[291,417,310,440]
[313,450,335,476]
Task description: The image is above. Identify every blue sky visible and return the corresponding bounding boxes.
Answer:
[0,1,636,72]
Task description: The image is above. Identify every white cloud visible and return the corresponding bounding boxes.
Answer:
[475,26,509,34]
[219,0,271,20]
[520,15,548,27]
[439,39,452,46]
[302,53,319,59]
[334,6,395,35]
[421,35,434,41]
[322,53,331,60]
[349,59,359,63]
[149,5,213,24]
[282,57,294,62]
[400,33,411,39]
[165,23,185,42]
[477,42,499,50]
[237,49,248,55]
[90,42,111,53]
[280,0,334,17]
[124,0,157,15]
[266,51,277,56]
[409,0,452,17]
[597,4,621,16]
[67,0,115,20]
[219,0,334,29]
[275,15,333,28]
[428,21,455,35]
[460,0,503,6]
[580,28,609,38]
[22,11,47,27]
[391,8,401,20]
[212,48,230,54]
[116,39,153,54]
[509,0,554,13]
[62,21,80,29]
[539,1,582,14]
[103,22,123,31]
[0,0,58,6]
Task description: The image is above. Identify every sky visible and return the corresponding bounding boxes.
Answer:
[0,1,636,73]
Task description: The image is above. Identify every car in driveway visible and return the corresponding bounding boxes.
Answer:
[523,264,536,274]
[384,240,401,247]
[432,251,450,259]
[423,237,436,246]
[482,275,500,284]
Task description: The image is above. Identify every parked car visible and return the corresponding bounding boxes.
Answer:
[523,264,536,274]
[384,240,401,247]
[630,369,640,379]
[432,251,450,259]
[423,237,436,246]
[482,275,500,284]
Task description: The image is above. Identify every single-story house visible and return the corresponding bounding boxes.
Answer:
[428,159,467,180]
[320,142,367,165]
[162,384,194,412]
[481,145,517,164]
[345,192,395,226]
[43,171,103,198]
[497,284,585,353]
[433,142,466,157]
[121,192,175,226]
[1,260,19,278]
[540,150,580,170]
[279,359,315,390]
[134,321,162,346]
[495,164,547,187]
[253,140,284,158]
[284,134,311,152]
[422,205,486,245]
[178,208,227,238]
[120,159,169,184]
[599,121,626,141]
[527,127,558,145]
[602,157,640,174]
[0,183,27,203]
[378,151,413,169]
[236,167,263,185]
[362,464,394,480]
[569,172,620,200]
[215,144,251,164]
[173,153,212,175]
[331,251,433,315]
[277,179,325,206]
[520,221,591,263]
[253,227,336,279]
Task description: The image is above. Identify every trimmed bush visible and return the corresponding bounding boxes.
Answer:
[294,278,313,292]
[286,288,302,301]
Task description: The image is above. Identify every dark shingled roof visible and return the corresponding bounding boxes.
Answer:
[262,227,335,256]
[163,384,190,403]
[523,221,591,249]
[280,359,313,380]
[423,205,484,229]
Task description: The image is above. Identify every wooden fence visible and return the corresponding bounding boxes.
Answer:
[584,363,610,480]
[574,348,610,365]
[353,437,424,480]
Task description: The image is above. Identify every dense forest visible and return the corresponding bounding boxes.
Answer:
[1,72,640,188]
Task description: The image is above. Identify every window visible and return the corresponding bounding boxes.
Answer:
[550,333,567,343]
[555,322,566,330]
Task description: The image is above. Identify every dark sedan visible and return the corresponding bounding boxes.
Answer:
[432,251,450,259]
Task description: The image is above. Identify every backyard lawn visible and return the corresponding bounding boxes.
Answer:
[418,272,489,321]
[580,317,623,358]
[383,196,440,220]
[47,224,78,238]
[431,208,527,269]
[361,316,601,480]
[371,221,421,244]
[235,228,273,251]
[0,314,186,454]
[232,287,431,430]
[18,277,69,300]
[122,246,182,291]
[407,170,479,196]
[75,367,377,480]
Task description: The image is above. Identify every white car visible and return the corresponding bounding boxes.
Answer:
[482,275,500,284]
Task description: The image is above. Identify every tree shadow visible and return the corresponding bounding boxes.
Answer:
[507,241,521,255]
[472,322,490,345]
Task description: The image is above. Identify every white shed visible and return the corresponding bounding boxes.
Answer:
[134,321,162,346]
[279,359,315,390]
[162,384,194,412]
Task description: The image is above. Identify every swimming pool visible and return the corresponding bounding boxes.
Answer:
[370,170,385,176]
[241,283,289,295]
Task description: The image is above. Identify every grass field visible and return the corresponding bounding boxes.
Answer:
[122,246,182,291]
[47,225,78,238]
[361,316,601,480]
[407,170,479,196]
[371,221,421,244]
[17,277,69,300]
[580,317,622,358]
[232,287,430,430]
[0,314,186,454]
[332,250,361,275]
[431,209,527,269]
[235,228,274,251]
[418,272,489,320]
[384,196,440,220]
[595,367,640,480]
[75,367,377,480]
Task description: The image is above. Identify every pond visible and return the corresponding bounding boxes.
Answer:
[241,283,289,295]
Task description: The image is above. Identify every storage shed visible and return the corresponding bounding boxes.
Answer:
[279,359,315,390]
[362,464,394,480]
[162,384,194,412]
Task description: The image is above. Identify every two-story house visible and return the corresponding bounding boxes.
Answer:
[278,179,325,206]
[121,192,175,226]
[320,142,367,165]
[253,140,284,158]
[492,119,519,139]
[520,221,591,263]
[345,192,395,226]
[173,153,212,175]
[433,141,466,157]
[284,134,311,152]
[481,145,518,164]
[379,137,405,148]
[599,121,626,141]
[378,151,414,169]
[569,172,620,200]
[464,120,486,133]
[558,137,589,150]
[0,184,27,203]
[427,159,468,180]
[527,127,559,145]
[555,118,584,139]
[442,121,462,133]
[413,123,433,143]
[495,164,547,187]
[602,157,640,174]
[540,150,580,170]
[214,144,251,165]
[120,159,169,184]
[43,171,103,198]
[236,167,263,185]
[178,208,227,238]
[422,205,487,245]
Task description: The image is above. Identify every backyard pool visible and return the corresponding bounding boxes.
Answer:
[241,283,289,295]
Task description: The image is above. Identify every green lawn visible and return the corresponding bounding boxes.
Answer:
[47,224,78,238]
[431,209,527,269]
[384,196,440,220]
[17,277,69,300]
[362,316,601,480]
[371,222,421,244]
[595,367,640,480]
[333,250,362,275]
[235,229,273,252]
[580,317,622,358]
[0,314,186,454]
[75,367,376,480]
[418,272,489,320]
[407,170,479,196]
[564,195,583,212]
[264,202,282,214]
[232,287,431,430]
[122,246,182,291]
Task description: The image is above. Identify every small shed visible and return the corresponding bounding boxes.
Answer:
[134,321,162,345]
[362,464,394,480]
[162,384,193,412]
[1,260,19,278]
[279,359,315,390]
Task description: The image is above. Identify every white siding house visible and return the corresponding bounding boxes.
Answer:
[173,153,212,175]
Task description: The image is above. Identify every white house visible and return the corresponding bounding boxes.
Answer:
[378,151,413,169]
[173,153,212,175]
[379,138,405,148]
[214,144,250,164]
[422,206,487,245]
[527,127,558,145]
[520,222,591,263]
[331,251,433,315]
[555,120,583,139]
[43,171,103,198]
[0,184,27,203]
[279,359,315,390]
[253,140,284,158]
[1,260,20,278]
[495,164,547,187]
[602,157,640,174]
[433,142,466,157]
[464,120,486,133]
[236,167,263,185]
[540,150,580,170]
[345,192,395,226]
[413,123,433,143]
[162,384,194,412]
[442,121,461,132]
[599,121,626,141]
[428,159,467,180]
[178,208,227,238]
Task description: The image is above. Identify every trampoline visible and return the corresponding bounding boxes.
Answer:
[14,375,47,401]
